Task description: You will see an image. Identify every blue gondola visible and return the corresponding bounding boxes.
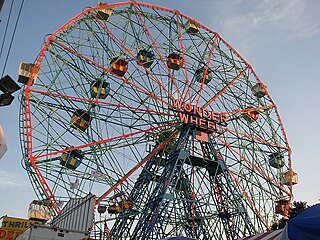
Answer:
[137,49,154,68]
[269,152,284,169]
[60,148,84,170]
[90,80,110,99]
[195,68,212,84]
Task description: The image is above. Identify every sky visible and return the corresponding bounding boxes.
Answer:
[0,0,319,219]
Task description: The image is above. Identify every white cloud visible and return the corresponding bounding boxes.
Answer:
[252,0,320,39]
[214,0,320,46]
[0,169,28,189]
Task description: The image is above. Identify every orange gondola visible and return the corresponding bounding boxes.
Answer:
[167,53,183,70]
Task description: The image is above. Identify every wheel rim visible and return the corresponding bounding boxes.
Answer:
[19,2,293,239]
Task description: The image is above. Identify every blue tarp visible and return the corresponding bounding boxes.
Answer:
[166,237,195,240]
[288,203,320,240]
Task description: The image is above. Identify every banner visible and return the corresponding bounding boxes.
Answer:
[0,229,23,240]
[0,216,43,240]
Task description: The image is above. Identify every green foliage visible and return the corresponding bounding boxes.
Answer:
[157,129,176,155]
[288,201,308,219]
[271,201,309,230]
[271,218,287,230]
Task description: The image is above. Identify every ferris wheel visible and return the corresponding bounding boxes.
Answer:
[19,2,297,239]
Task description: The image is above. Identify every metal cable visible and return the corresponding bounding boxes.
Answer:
[0,0,14,62]
[1,0,25,78]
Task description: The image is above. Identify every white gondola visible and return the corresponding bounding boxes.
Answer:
[96,2,113,21]
[281,171,298,185]
[185,20,200,35]
[251,83,267,98]
[28,200,51,221]
[18,62,38,85]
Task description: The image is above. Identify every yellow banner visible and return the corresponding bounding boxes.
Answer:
[1,216,42,231]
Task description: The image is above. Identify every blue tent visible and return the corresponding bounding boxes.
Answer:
[166,237,195,240]
[288,203,320,240]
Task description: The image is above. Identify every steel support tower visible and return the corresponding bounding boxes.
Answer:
[111,124,256,239]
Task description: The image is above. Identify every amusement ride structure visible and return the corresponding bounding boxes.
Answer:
[18,2,297,239]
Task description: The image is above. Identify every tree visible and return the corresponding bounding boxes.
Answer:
[271,201,309,230]
[288,201,308,219]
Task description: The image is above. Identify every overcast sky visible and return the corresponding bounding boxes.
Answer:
[0,0,319,219]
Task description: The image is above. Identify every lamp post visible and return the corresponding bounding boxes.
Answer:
[0,0,4,14]
[0,75,20,107]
